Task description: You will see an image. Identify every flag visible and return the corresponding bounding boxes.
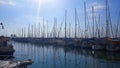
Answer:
[0,22,4,29]
[2,25,4,29]
[0,22,2,25]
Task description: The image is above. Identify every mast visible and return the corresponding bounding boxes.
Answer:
[53,18,57,38]
[69,22,71,38]
[34,24,37,37]
[84,2,87,38]
[21,28,24,38]
[58,20,63,38]
[47,20,48,38]
[115,12,120,38]
[38,22,41,37]
[92,6,95,38]
[105,0,109,38]
[94,15,98,37]
[23,27,26,38]
[55,18,57,38]
[27,24,30,37]
[43,17,45,38]
[98,15,101,38]
[75,8,77,38]
[107,0,114,38]
[65,10,67,39]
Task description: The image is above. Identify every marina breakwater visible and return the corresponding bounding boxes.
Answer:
[11,37,120,52]
[11,37,80,46]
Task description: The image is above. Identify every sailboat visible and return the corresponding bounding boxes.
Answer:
[104,0,120,51]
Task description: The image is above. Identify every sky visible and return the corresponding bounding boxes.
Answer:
[0,0,120,37]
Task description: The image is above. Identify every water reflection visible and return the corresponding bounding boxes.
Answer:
[12,41,120,68]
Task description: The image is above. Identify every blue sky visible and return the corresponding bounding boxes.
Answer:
[0,0,120,36]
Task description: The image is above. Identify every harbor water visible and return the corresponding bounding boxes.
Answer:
[12,41,120,68]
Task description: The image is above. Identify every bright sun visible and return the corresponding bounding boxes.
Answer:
[41,0,56,3]
[35,0,56,5]
[35,0,58,13]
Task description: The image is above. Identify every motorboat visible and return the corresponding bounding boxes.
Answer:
[0,36,15,58]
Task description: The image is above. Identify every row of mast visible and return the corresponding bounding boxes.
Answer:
[15,0,120,39]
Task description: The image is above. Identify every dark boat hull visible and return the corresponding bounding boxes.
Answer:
[0,50,15,59]
[0,51,14,55]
